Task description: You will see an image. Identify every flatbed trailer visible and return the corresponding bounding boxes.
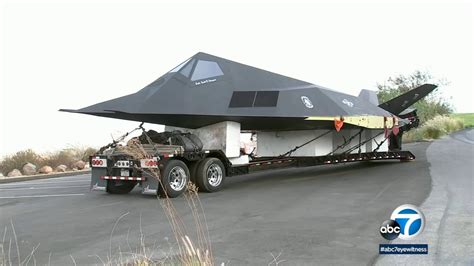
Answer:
[90,140,415,198]
[228,150,414,176]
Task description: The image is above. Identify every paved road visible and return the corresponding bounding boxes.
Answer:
[377,129,473,265]
[0,130,471,265]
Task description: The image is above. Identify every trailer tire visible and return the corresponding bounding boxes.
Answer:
[159,160,190,198]
[195,158,226,193]
[106,180,137,194]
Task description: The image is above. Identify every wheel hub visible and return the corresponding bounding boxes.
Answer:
[168,166,187,191]
[207,164,223,187]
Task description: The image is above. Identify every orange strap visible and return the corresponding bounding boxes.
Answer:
[334,117,344,132]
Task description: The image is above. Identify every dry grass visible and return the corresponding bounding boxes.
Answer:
[88,182,213,265]
[1,221,40,266]
[107,137,214,265]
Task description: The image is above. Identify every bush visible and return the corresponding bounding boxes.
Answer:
[81,147,98,161]
[403,115,464,142]
[42,150,76,169]
[422,115,464,138]
[42,146,96,168]
[421,125,444,139]
[0,150,42,176]
[403,129,423,143]
[0,146,98,176]
[377,70,452,124]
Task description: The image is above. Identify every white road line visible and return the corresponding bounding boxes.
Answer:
[0,174,89,183]
[0,185,87,191]
[2,177,89,183]
[0,180,89,187]
[0,193,85,199]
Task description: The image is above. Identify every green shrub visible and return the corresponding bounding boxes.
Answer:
[423,115,463,137]
[403,115,464,142]
[403,129,423,143]
[421,124,445,139]
[377,70,453,124]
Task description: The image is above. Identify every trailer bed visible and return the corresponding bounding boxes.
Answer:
[228,150,414,176]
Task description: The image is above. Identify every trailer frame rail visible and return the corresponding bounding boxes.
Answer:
[227,150,414,176]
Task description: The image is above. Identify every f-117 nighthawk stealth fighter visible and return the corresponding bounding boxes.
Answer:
[61,52,435,131]
[61,53,436,197]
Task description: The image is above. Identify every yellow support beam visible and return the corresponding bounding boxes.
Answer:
[305,116,394,129]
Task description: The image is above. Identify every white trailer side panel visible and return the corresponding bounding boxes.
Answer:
[332,129,366,154]
[257,130,333,157]
[365,130,388,152]
[257,129,388,157]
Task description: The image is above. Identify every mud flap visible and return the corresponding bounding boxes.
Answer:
[140,170,160,195]
[389,131,403,151]
[90,168,107,191]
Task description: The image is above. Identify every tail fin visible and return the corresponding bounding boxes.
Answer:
[358,89,379,105]
[378,84,437,115]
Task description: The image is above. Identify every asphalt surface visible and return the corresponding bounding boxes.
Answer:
[0,130,472,265]
[377,129,473,265]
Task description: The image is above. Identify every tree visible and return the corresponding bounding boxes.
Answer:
[377,70,452,123]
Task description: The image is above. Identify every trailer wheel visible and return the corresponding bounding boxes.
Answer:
[159,160,190,198]
[195,158,226,193]
[106,180,137,194]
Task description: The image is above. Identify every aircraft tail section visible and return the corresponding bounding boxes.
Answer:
[358,89,379,105]
[378,84,437,115]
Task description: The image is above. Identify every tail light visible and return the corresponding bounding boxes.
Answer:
[140,157,158,168]
[91,157,107,168]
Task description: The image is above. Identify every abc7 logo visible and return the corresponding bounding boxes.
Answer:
[380,204,425,240]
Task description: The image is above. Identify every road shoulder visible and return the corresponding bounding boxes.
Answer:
[0,169,91,184]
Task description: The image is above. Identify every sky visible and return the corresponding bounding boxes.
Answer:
[1,0,473,157]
